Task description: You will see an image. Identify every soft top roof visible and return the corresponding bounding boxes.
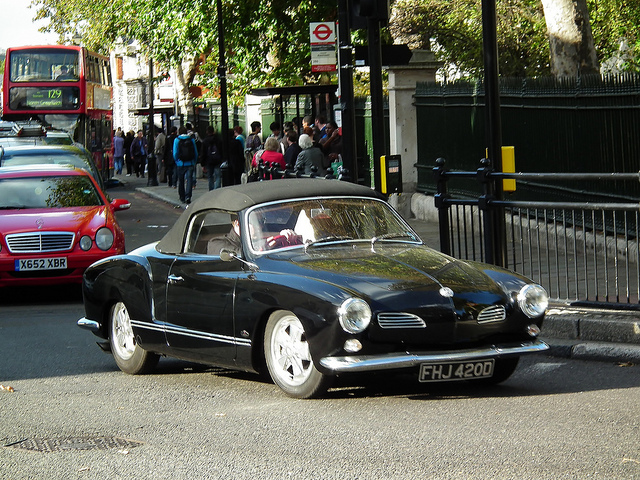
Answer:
[157,178,383,254]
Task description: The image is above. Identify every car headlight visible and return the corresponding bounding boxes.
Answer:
[79,235,92,251]
[517,284,548,318]
[95,227,114,251]
[338,298,372,334]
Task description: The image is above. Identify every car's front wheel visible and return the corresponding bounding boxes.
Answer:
[264,310,332,398]
[109,301,159,374]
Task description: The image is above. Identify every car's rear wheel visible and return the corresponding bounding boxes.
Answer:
[109,301,159,374]
[264,310,332,398]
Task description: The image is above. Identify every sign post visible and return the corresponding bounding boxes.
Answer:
[310,22,337,72]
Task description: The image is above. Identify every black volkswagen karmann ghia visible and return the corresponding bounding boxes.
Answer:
[78,179,549,398]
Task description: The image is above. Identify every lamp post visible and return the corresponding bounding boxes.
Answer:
[217,0,230,185]
[147,58,159,186]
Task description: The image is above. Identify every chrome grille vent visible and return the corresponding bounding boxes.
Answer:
[6,232,75,253]
[477,305,506,324]
[378,312,426,329]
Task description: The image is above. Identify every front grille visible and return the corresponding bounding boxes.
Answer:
[378,312,426,329]
[477,305,506,324]
[6,232,75,253]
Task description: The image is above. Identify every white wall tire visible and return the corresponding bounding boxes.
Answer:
[264,310,332,398]
[109,301,159,374]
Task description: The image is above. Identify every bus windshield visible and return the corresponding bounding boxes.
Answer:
[10,49,80,83]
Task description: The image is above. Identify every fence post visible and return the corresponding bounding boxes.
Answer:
[433,158,451,255]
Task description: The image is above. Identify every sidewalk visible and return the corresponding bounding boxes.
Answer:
[116,173,640,364]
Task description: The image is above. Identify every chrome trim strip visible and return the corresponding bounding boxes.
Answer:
[130,319,165,334]
[130,320,252,347]
[77,317,101,332]
[319,340,549,373]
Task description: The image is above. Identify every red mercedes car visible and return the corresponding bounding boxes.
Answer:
[0,164,130,287]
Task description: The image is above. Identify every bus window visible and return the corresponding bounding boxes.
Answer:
[9,49,79,83]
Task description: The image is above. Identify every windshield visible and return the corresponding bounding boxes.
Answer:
[0,175,103,209]
[0,152,98,180]
[10,49,80,83]
[246,197,420,253]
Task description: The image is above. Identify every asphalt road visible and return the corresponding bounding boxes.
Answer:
[1,183,639,479]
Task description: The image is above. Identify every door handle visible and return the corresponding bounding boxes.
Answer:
[167,274,184,284]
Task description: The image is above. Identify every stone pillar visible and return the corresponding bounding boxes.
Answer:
[388,50,442,193]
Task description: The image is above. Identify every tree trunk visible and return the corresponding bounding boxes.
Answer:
[173,55,199,122]
[541,0,599,77]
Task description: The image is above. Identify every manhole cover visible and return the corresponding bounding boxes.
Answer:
[5,436,143,452]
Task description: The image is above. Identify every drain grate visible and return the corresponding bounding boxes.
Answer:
[5,436,143,453]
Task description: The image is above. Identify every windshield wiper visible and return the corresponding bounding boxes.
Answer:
[370,232,415,247]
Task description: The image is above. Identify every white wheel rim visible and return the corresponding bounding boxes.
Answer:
[269,315,313,387]
[111,302,136,360]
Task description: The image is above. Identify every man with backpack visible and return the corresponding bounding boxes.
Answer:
[243,121,262,176]
[201,125,223,190]
[173,126,198,204]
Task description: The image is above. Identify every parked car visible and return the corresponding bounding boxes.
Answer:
[0,164,130,287]
[0,120,74,146]
[0,144,104,191]
[77,179,548,398]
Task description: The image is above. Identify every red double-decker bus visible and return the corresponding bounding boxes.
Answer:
[2,45,114,179]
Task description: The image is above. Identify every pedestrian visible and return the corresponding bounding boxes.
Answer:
[227,128,245,185]
[186,122,202,189]
[130,129,148,178]
[244,121,262,174]
[252,136,285,170]
[123,130,134,176]
[113,130,125,175]
[295,133,324,175]
[154,127,166,180]
[201,125,223,190]
[279,121,294,154]
[319,121,342,169]
[268,121,282,141]
[233,125,245,150]
[313,115,327,144]
[164,126,178,187]
[283,130,302,168]
[173,126,198,204]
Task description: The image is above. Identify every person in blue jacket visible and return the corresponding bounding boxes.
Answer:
[173,126,198,204]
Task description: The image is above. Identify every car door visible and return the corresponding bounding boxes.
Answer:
[164,210,242,365]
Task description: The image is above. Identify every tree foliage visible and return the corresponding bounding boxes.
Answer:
[31,0,338,104]
[389,0,640,78]
[30,0,640,105]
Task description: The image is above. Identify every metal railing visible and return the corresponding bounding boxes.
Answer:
[433,158,640,308]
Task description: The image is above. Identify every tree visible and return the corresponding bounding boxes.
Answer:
[31,0,338,109]
[389,0,550,78]
[541,0,599,76]
[389,0,639,79]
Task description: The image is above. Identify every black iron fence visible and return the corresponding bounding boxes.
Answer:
[434,158,640,308]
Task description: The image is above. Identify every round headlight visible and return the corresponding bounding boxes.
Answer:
[95,227,114,251]
[338,298,372,334]
[517,284,548,318]
[79,235,93,251]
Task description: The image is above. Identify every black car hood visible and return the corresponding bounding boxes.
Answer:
[271,243,510,300]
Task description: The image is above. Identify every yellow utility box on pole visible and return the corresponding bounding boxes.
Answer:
[501,146,516,192]
[380,154,402,194]
[486,146,516,192]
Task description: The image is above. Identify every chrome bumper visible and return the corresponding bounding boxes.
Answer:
[319,339,549,373]
[77,317,102,333]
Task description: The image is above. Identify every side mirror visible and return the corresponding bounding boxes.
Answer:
[220,249,237,262]
[220,248,259,272]
[111,198,131,211]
